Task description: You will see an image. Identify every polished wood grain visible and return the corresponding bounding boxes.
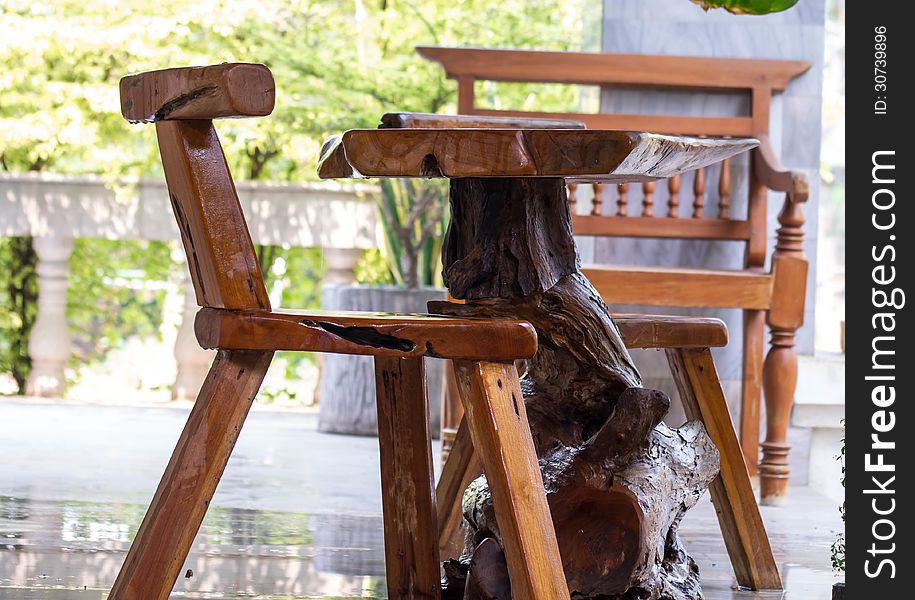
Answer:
[194,307,538,360]
[381,111,585,129]
[109,349,273,600]
[317,128,758,181]
[417,46,810,92]
[120,63,275,122]
[666,348,781,590]
[612,313,728,349]
[581,265,774,310]
[754,134,810,199]
[156,120,270,310]
[452,360,571,600]
[373,357,440,600]
[571,214,752,240]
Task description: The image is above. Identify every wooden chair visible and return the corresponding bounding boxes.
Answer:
[436,313,782,591]
[419,46,812,504]
[110,63,570,600]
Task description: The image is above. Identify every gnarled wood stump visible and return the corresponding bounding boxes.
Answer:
[438,178,720,600]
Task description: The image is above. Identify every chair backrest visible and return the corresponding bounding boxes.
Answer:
[418,47,811,268]
[119,63,274,310]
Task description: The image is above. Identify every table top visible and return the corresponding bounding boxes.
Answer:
[317,128,757,182]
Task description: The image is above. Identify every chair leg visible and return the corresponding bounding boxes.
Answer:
[109,349,273,600]
[740,309,765,479]
[441,359,464,462]
[452,360,570,599]
[667,348,781,591]
[760,326,798,505]
[436,417,482,559]
[374,357,441,600]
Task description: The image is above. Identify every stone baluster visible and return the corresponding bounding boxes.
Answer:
[172,267,215,402]
[26,236,74,397]
[323,247,362,286]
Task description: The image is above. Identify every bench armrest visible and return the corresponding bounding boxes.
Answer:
[120,63,275,123]
[752,134,809,202]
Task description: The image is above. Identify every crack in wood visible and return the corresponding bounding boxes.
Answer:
[299,320,416,352]
[154,85,219,121]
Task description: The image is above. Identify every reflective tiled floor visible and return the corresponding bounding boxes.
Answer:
[0,401,842,599]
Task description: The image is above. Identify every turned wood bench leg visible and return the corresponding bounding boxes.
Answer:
[453,360,570,599]
[109,350,273,600]
[667,348,781,591]
[373,357,441,600]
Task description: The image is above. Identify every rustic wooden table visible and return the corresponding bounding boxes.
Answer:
[319,123,762,599]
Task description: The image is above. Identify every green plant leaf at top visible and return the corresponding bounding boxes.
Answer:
[691,0,800,14]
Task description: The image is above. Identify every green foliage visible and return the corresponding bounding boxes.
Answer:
[831,418,845,573]
[1,0,587,182]
[377,178,448,288]
[0,0,588,383]
[0,237,38,393]
[691,0,800,14]
[66,239,176,368]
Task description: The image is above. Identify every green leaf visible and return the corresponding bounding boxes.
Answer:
[691,0,800,14]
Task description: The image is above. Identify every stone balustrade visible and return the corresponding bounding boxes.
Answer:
[1,172,379,398]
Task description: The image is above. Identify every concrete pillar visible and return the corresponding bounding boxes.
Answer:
[26,236,74,397]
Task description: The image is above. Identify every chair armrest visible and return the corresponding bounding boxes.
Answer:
[752,134,809,202]
[120,63,275,123]
[612,314,728,349]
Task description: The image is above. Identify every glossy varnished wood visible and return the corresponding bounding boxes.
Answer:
[417,46,810,92]
[317,128,757,181]
[452,360,571,600]
[373,357,440,599]
[581,265,774,310]
[120,63,275,122]
[435,417,479,559]
[194,307,538,360]
[156,120,271,310]
[572,214,752,240]
[612,313,728,349]
[109,349,273,600]
[666,348,781,590]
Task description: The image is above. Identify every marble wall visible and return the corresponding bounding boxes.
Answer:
[590,0,826,424]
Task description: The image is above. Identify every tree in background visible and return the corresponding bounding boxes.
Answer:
[0,0,587,388]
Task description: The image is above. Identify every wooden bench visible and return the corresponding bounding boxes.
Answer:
[420,46,812,504]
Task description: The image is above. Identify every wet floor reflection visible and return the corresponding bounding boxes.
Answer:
[1,496,387,598]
